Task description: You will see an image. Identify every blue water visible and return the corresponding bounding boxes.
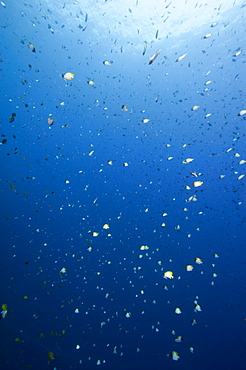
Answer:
[1,0,246,369]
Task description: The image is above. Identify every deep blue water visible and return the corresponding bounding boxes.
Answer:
[0,0,246,369]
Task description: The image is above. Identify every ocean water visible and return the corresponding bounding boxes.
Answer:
[0,0,245,369]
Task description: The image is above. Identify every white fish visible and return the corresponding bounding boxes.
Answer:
[238,109,246,116]
[27,42,36,52]
[192,180,203,187]
[62,72,75,80]
[103,60,112,66]
[237,174,245,180]
[148,49,160,65]
[182,158,194,164]
[87,80,95,86]
[233,50,242,57]
[171,351,180,361]
[176,53,188,62]
[143,41,147,56]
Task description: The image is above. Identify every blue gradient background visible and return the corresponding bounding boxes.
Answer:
[0,1,245,369]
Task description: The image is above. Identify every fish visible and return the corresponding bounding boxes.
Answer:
[176,53,188,62]
[62,72,75,80]
[27,42,36,52]
[103,60,112,66]
[143,41,147,56]
[148,49,160,65]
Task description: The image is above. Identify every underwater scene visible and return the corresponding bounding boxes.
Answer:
[0,0,245,369]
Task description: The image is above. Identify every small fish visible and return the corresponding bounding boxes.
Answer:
[148,49,160,65]
[238,109,246,116]
[48,24,54,34]
[182,158,194,164]
[143,41,147,56]
[155,30,159,39]
[194,257,203,264]
[237,174,245,180]
[163,271,173,279]
[190,172,198,177]
[175,336,183,343]
[233,50,242,57]
[192,180,203,187]
[87,80,95,86]
[174,308,182,315]
[27,42,36,52]
[176,53,188,62]
[62,72,75,80]
[203,33,212,39]
[171,351,180,361]
[103,60,112,66]
[121,105,128,112]
[185,265,194,271]
[47,117,54,126]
